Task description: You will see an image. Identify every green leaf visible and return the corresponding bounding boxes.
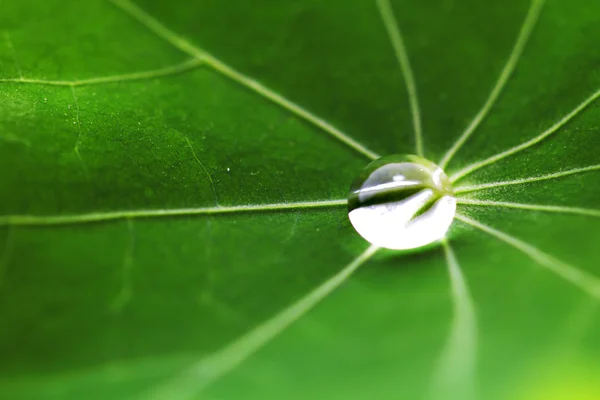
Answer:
[1,0,600,399]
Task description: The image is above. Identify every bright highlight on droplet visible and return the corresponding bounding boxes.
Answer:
[348,154,456,250]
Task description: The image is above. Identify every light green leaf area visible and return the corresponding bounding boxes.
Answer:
[1,0,600,399]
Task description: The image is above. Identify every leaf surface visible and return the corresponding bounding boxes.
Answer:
[1,0,600,399]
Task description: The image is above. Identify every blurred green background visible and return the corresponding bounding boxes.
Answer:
[1,0,600,399]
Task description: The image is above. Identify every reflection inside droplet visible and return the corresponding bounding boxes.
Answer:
[348,154,456,250]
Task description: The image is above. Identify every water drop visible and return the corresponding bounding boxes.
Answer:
[348,154,456,250]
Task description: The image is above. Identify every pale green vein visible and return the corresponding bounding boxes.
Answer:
[110,219,136,313]
[457,198,600,218]
[198,291,244,327]
[144,245,380,400]
[376,0,424,156]
[4,31,23,79]
[201,54,381,159]
[0,353,196,396]
[454,164,600,194]
[0,132,31,147]
[183,136,219,205]
[438,0,545,169]
[431,239,477,400]
[456,213,600,299]
[283,212,300,243]
[0,228,15,288]
[70,86,84,161]
[0,199,348,227]
[451,86,600,182]
[108,0,380,161]
[69,86,92,183]
[0,58,202,87]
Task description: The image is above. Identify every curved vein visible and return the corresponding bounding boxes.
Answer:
[457,198,600,218]
[110,219,136,313]
[454,164,600,194]
[145,245,380,400]
[376,0,424,156]
[109,0,380,161]
[4,31,23,78]
[431,239,477,400]
[69,86,93,183]
[451,86,600,182]
[438,0,545,169]
[183,136,219,205]
[0,58,202,87]
[70,87,84,160]
[0,199,348,227]
[455,213,600,299]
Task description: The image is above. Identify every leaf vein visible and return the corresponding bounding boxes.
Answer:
[110,218,136,313]
[108,0,380,160]
[3,31,23,79]
[183,136,219,206]
[439,0,545,169]
[431,239,478,400]
[451,85,600,182]
[0,58,202,87]
[454,164,600,194]
[457,198,600,218]
[0,199,348,227]
[143,245,379,400]
[376,0,424,156]
[456,213,600,299]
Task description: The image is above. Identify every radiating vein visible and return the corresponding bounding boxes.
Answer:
[0,58,202,87]
[108,0,380,161]
[0,132,30,147]
[0,199,348,227]
[457,198,600,218]
[4,31,23,78]
[376,0,424,156]
[431,239,477,400]
[454,164,600,194]
[456,213,600,299]
[111,219,136,313]
[145,245,379,400]
[438,0,545,169]
[183,136,219,205]
[451,86,600,182]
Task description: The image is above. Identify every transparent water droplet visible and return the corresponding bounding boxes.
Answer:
[348,154,456,250]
